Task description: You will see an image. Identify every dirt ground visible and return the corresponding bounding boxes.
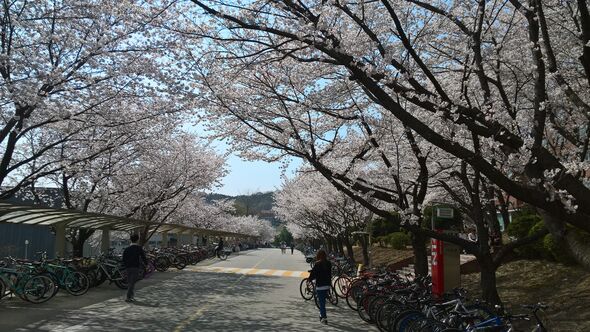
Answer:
[351,245,414,268]
[354,246,590,331]
[462,260,590,332]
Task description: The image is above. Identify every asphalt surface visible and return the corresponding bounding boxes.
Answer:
[0,248,376,332]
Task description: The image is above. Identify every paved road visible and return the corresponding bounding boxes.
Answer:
[0,248,377,332]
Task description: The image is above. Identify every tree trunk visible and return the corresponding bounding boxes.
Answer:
[479,256,502,306]
[139,226,151,247]
[325,237,332,253]
[70,229,95,257]
[411,231,429,277]
[337,235,345,255]
[564,231,590,269]
[72,237,84,258]
[541,212,590,269]
[359,236,370,266]
[344,235,355,262]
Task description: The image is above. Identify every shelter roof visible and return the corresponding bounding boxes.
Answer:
[0,201,250,238]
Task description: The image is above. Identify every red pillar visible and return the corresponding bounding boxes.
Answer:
[431,237,444,297]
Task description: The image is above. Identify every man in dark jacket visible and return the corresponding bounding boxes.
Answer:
[308,249,332,324]
[215,237,224,258]
[122,234,147,302]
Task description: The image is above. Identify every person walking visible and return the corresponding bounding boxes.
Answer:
[122,234,148,303]
[290,243,295,255]
[215,237,224,258]
[308,249,332,324]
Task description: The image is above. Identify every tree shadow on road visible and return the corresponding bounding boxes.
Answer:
[9,271,375,332]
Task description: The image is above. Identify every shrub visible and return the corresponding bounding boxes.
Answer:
[388,232,411,250]
[507,214,542,239]
[371,214,401,237]
[516,221,548,259]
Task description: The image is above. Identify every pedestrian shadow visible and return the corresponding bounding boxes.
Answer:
[130,300,161,308]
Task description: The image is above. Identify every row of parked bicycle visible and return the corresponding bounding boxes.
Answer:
[300,262,549,331]
[0,244,236,304]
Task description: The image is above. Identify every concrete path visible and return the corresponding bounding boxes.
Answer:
[0,248,376,332]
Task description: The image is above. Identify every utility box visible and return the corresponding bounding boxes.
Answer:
[430,205,461,297]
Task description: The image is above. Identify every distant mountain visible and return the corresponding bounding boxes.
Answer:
[206,191,280,226]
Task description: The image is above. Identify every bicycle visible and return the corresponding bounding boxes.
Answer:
[0,267,57,304]
[299,276,338,307]
[94,255,128,289]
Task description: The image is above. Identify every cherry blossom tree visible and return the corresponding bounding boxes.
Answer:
[182,0,590,270]
[275,170,380,264]
[0,0,193,198]
[104,133,226,245]
[40,104,192,254]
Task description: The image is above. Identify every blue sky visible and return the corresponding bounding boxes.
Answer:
[185,123,301,196]
[217,155,300,196]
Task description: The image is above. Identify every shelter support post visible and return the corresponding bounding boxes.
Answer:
[101,226,110,253]
[54,223,66,258]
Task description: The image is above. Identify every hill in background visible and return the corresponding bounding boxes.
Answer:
[206,191,280,227]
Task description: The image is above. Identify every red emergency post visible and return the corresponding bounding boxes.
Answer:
[431,232,444,297]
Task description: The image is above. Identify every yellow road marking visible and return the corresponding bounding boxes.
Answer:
[182,265,308,278]
[264,269,277,276]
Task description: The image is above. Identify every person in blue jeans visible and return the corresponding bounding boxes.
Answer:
[308,249,332,324]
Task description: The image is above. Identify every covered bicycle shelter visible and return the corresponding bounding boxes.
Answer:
[0,201,256,257]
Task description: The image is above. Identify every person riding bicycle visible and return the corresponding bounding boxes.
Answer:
[215,237,224,258]
[308,249,332,325]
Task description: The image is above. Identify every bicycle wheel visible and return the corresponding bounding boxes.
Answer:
[299,278,314,300]
[417,319,450,332]
[65,272,90,296]
[406,316,431,332]
[394,310,424,332]
[37,272,60,298]
[334,275,350,298]
[328,286,338,305]
[172,256,187,270]
[388,304,413,332]
[0,278,6,299]
[114,270,128,289]
[368,295,388,322]
[357,293,375,323]
[22,275,56,304]
[85,269,97,288]
[94,268,107,286]
[376,301,397,332]
[155,256,169,272]
[346,279,366,311]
